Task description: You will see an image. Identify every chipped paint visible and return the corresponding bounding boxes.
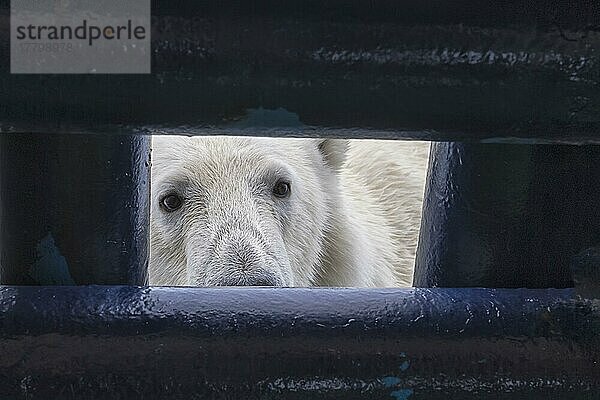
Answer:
[390,388,414,400]
[28,233,75,285]
[399,360,410,371]
[382,377,402,388]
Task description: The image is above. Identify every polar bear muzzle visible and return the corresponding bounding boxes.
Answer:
[204,230,286,286]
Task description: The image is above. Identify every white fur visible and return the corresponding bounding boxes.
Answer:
[149,136,430,287]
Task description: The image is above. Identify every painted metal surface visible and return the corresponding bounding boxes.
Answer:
[0,134,150,285]
[0,1,597,398]
[0,0,598,141]
[414,142,600,289]
[0,286,597,399]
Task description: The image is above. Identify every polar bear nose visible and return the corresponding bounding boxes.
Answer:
[247,276,277,286]
[213,237,280,286]
[217,275,277,287]
[223,240,263,272]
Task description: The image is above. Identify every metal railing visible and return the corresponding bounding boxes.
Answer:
[0,0,598,398]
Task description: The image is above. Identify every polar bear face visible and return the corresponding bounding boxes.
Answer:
[150,135,345,286]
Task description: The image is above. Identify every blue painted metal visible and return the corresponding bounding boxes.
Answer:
[414,143,600,289]
[0,286,597,398]
[0,0,598,141]
[0,1,597,398]
[0,134,150,285]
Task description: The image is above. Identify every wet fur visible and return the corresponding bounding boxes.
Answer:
[149,136,429,287]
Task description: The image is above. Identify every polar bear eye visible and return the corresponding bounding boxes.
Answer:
[160,193,183,212]
[272,180,291,198]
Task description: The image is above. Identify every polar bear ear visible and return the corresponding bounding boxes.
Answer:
[317,139,348,172]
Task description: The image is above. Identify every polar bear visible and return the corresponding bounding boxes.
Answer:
[149,136,430,287]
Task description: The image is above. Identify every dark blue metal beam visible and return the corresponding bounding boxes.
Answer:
[0,1,597,398]
[0,0,598,141]
[0,286,597,398]
[0,134,150,285]
[414,142,600,289]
